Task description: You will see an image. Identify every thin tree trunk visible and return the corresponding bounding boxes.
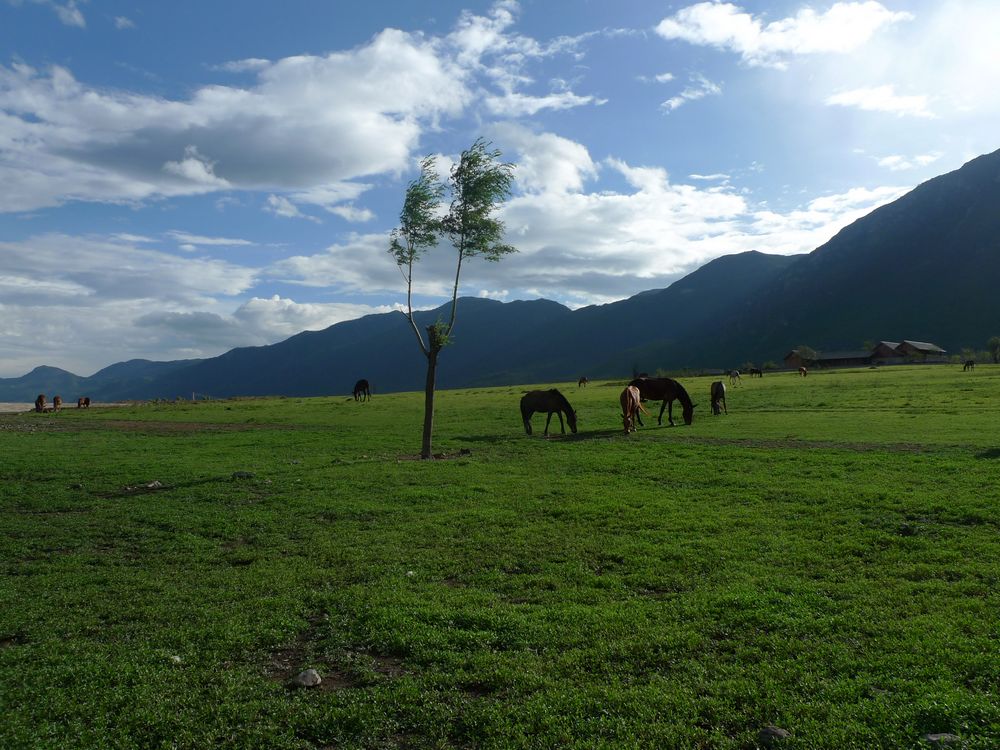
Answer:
[421,326,443,459]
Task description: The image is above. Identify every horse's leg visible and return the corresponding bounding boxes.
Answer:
[658,400,668,426]
[557,411,565,434]
[666,399,675,426]
[522,407,533,435]
[544,411,553,436]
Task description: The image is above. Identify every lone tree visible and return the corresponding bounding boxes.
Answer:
[988,336,1000,364]
[389,139,515,458]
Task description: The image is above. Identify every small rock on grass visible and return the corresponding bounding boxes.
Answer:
[758,725,790,747]
[290,668,322,688]
[924,733,961,747]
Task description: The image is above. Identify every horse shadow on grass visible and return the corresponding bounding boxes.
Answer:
[456,427,658,444]
[975,448,1000,459]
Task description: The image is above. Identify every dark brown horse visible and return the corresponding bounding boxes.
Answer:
[52,395,63,411]
[749,367,763,378]
[352,379,371,402]
[710,381,727,415]
[628,377,695,426]
[798,366,808,377]
[578,376,589,387]
[521,389,577,436]
[964,360,975,371]
[77,397,91,408]
[34,394,46,413]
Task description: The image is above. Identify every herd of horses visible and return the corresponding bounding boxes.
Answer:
[34,394,89,412]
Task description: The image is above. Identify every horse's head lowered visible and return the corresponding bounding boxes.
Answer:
[567,409,578,434]
[682,402,695,425]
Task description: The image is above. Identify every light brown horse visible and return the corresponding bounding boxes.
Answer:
[52,395,63,411]
[620,385,647,433]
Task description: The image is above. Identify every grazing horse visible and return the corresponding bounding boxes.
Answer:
[749,367,763,378]
[710,381,727,415]
[798,366,808,377]
[520,389,577,436]
[34,394,46,413]
[964,360,975,371]
[729,370,742,386]
[52,395,63,411]
[578,376,589,387]
[352,379,371,402]
[77,397,90,408]
[619,385,648,433]
[628,377,695,426]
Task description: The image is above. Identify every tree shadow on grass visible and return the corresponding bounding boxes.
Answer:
[975,448,1000,459]
[456,427,652,444]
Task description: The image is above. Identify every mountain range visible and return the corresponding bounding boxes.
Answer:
[3,147,998,402]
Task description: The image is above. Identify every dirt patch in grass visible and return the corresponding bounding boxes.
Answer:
[263,616,360,692]
[396,448,473,462]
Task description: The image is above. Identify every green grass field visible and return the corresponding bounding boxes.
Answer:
[1,365,998,749]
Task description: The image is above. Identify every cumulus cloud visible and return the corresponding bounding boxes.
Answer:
[0,29,468,213]
[655,1,912,68]
[825,85,934,117]
[661,73,721,112]
[492,123,598,193]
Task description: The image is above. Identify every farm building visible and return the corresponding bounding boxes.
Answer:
[871,341,905,364]
[783,339,947,370]
[896,340,948,361]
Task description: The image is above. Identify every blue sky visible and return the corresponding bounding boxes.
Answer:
[1,0,997,376]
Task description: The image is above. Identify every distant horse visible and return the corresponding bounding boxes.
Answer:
[798,366,808,377]
[619,385,648,433]
[34,394,46,413]
[964,360,975,371]
[52,395,63,411]
[710,381,727,415]
[77,397,90,408]
[628,377,695,426]
[520,389,577,436]
[578,376,589,387]
[352,379,371,402]
[729,370,742,386]
[749,368,763,378]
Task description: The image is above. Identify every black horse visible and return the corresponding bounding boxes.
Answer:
[964,360,975,371]
[749,367,763,378]
[520,389,577,436]
[628,377,695,426]
[353,379,371,402]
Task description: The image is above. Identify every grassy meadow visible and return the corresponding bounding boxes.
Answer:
[1,364,998,749]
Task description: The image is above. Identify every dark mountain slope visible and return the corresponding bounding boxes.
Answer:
[639,148,1000,366]
[0,366,82,402]
[512,250,801,379]
[115,298,573,399]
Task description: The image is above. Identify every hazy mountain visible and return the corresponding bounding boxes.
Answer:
[3,147,998,400]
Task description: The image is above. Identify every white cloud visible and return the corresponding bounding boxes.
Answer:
[113,16,134,30]
[166,230,255,247]
[265,194,316,221]
[875,152,942,171]
[492,123,598,193]
[689,173,731,181]
[661,74,721,112]
[825,85,934,117]
[655,1,911,68]
[0,28,469,212]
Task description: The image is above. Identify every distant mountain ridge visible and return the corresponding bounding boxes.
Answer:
[2,147,998,401]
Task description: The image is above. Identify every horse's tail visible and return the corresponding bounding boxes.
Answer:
[520,398,533,435]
